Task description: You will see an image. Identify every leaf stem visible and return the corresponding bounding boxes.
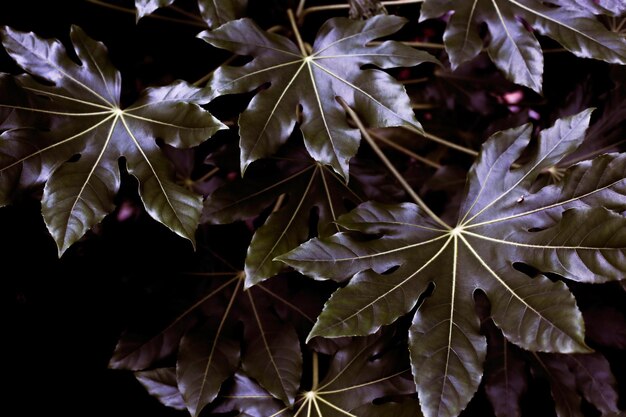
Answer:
[299,0,425,22]
[295,0,307,18]
[368,129,441,168]
[193,54,237,86]
[338,97,450,229]
[403,126,479,156]
[170,4,206,23]
[287,8,309,56]
[85,0,208,28]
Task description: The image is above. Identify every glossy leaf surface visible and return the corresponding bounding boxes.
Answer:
[0,26,225,254]
[200,15,439,179]
[280,109,626,417]
[420,0,626,93]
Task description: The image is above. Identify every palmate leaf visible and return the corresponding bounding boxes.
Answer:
[212,330,415,417]
[419,0,626,93]
[279,109,626,417]
[203,146,366,287]
[136,0,247,28]
[111,270,312,416]
[530,352,621,417]
[0,26,225,255]
[199,15,439,179]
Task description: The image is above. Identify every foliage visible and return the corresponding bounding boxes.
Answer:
[3,1,626,417]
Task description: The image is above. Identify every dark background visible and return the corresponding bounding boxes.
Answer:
[2,1,625,417]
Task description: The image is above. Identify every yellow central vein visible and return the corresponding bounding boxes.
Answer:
[318,369,409,395]
[465,177,625,229]
[116,276,238,363]
[463,230,622,250]
[253,165,317,274]
[307,60,336,162]
[247,61,306,158]
[21,86,113,109]
[330,233,449,262]
[459,233,553,325]
[246,290,289,398]
[196,279,241,411]
[0,113,116,173]
[318,235,453,334]
[311,61,414,126]
[315,395,358,417]
[0,103,111,116]
[65,114,118,233]
[463,116,586,226]
[490,0,534,80]
[119,115,180,226]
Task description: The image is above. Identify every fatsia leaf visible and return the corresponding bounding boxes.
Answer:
[240,289,302,406]
[135,0,247,28]
[484,335,528,417]
[301,331,415,416]
[530,352,621,417]
[199,15,439,179]
[203,147,366,287]
[0,26,226,255]
[210,372,290,416]
[177,322,241,417]
[419,0,626,93]
[135,367,187,411]
[279,109,626,417]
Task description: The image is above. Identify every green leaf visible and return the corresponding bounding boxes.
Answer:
[135,368,187,411]
[177,322,241,417]
[135,0,247,28]
[420,0,626,93]
[279,109,626,417]
[199,15,439,179]
[203,147,365,287]
[0,25,226,255]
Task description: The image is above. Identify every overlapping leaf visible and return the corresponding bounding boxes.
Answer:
[136,0,247,28]
[109,270,317,416]
[199,15,439,179]
[0,26,225,255]
[279,109,626,417]
[211,330,415,417]
[203,146,368,287]
[419,0,626,93]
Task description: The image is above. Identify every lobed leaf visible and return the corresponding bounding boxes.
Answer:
[0,25,226,255]
[420,0,626,93]
[199,15,439,179]
[280,109,626,417]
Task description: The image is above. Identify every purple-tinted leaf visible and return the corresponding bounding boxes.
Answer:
[420,0,626,93]
[135,367,186,410]
[177,322,241,417]
[200,15,439,179]
[203,147,366,287]
[280,110,626,417]
[0,25,225,255]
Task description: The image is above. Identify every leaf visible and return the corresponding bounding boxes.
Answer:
[199,15,439,179]
[279,109,626,417]
[484,335,528,417]
[177,322,241,417]
[203,146,366,287]
[240,289,303,406]
[135,367,187,411]
[304,331,415,416]
[419,0,626,93]
[530,352,621,417]
[0,26,226,255]
[210,372,290,416]
[216,330,415,417]
[135,0,247,28]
